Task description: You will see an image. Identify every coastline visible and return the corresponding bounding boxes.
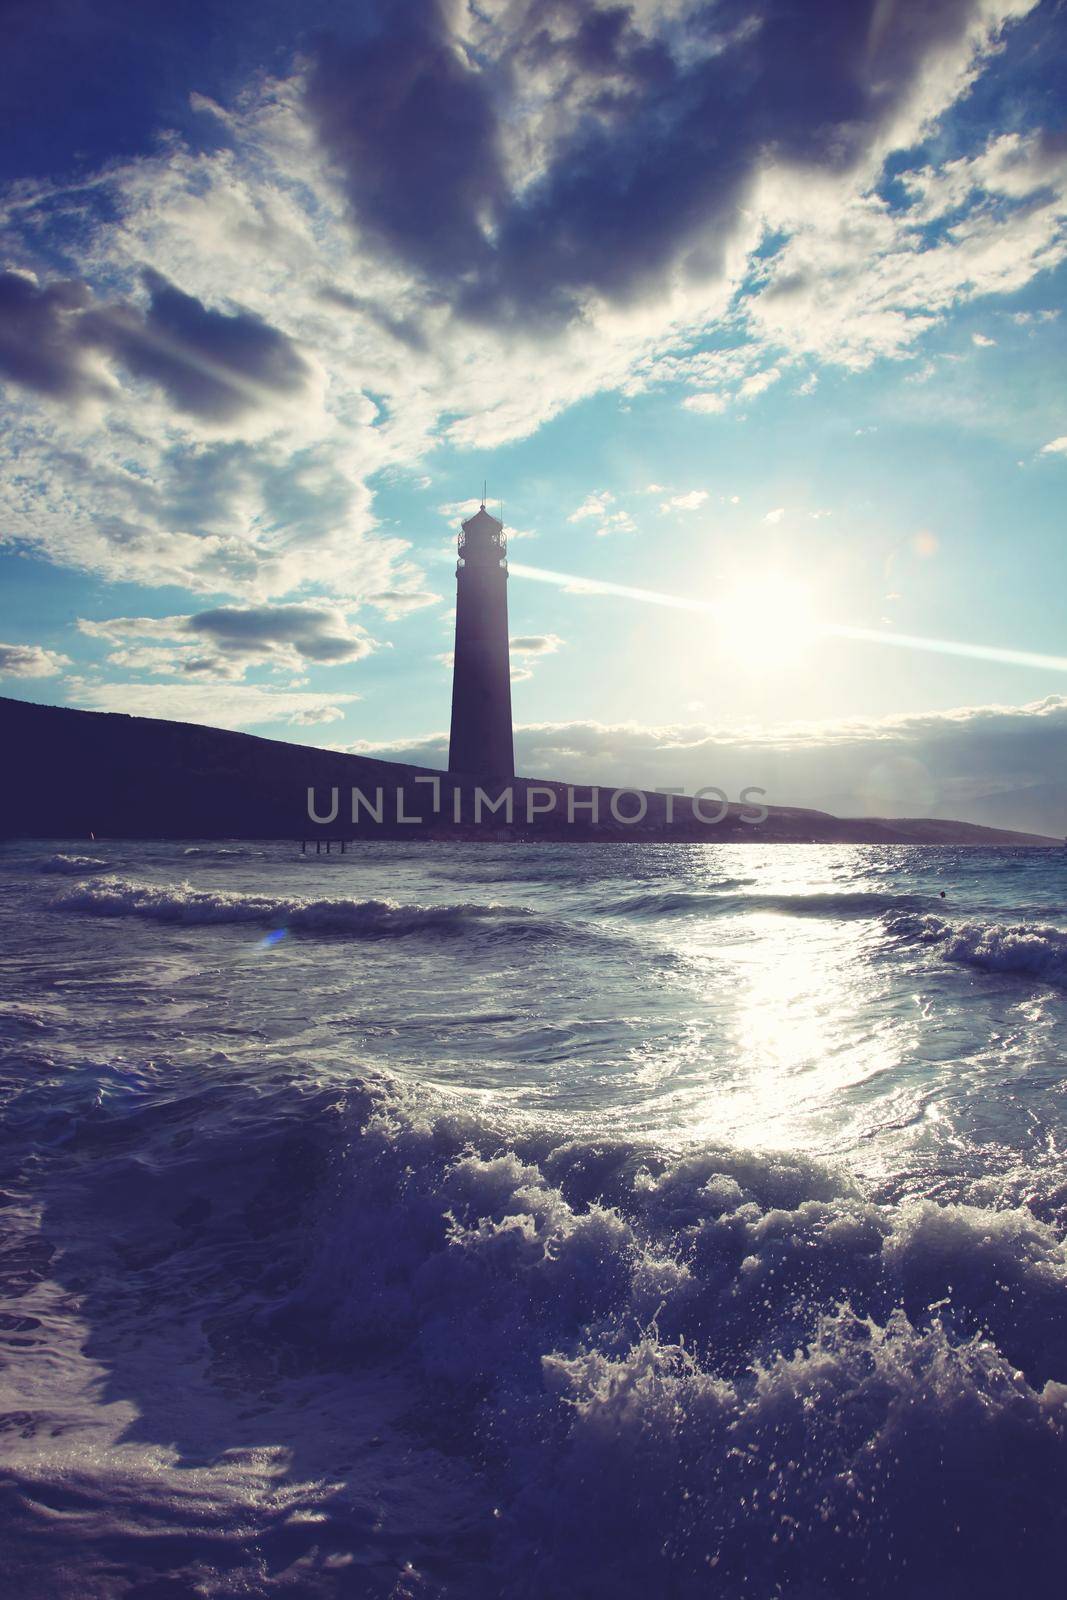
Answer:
[1,694,1059,847]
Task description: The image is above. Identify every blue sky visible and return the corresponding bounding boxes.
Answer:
[1,0,1065,829]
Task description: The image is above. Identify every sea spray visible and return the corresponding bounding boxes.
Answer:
[886,911,1067,987]
[283,1087,1067,1596]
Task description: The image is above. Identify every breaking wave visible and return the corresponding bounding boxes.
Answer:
[78,1071,1067,1597]
[52,877,552,940]
[294,1091,1067,1594]
[887,912,1067,988]
[37,853,109,875]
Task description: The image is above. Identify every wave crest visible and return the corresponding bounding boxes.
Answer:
[52,877,546,939]
[887,912,1067,987]
[38,853,109,874]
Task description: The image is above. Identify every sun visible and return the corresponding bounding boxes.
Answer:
[714,574,818,670]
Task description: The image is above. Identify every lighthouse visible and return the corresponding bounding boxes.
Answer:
[448,500,514,779]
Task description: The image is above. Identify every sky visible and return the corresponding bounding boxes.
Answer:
[1,0,1065,831]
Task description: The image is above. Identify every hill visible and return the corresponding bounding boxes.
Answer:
[0,695,1058,846]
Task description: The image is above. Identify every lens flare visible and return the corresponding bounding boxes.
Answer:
[505,561,1067,674]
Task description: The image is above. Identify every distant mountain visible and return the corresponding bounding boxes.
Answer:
[944,783,1066,842]
[0,695,1058,846]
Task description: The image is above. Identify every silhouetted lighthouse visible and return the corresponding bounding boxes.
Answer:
[448,500,514,779]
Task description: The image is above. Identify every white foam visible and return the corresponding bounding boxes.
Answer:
[887,912,1067,987]
[52,876,536,938]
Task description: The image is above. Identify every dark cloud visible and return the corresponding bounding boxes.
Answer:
[363,589,441,617]
[81,270,310,421]
[186,605,372,662]
[0,267,308,421]
[0,272,106,400]
[80,604,376,678]
[306,0,1020,326]
[307,0,504,282]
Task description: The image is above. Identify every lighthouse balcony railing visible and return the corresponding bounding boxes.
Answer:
[457,529,507,562]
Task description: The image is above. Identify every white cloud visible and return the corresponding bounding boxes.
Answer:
[972,331,997,347]
[568,491,616,523]
[510,633,564,656]
[568,491,636,537]
[0,642,71,678]
[747,129,1067,371]
[660,489,709,513]
[1039,436,1067,456]
[438,498,486,524]
[763,507,785,524]
[593,510,638,537]
[681,391,728,414]
[510,632,565,681]
[738,366,781,399]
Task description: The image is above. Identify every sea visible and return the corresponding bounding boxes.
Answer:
[1,839,1065,1598]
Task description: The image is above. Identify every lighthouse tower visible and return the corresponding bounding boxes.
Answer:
[448,500,514,779]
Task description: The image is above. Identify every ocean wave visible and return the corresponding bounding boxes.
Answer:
[887,912,1067,988]
[37,853,109,875]
[6,1054,1067,1597]
[52,877,551,939]
[608,887,929,920]
[276,1089,1067,1595]
[601,884,751,915]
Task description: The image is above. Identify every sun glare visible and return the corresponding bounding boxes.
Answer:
[715,575,818,669]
